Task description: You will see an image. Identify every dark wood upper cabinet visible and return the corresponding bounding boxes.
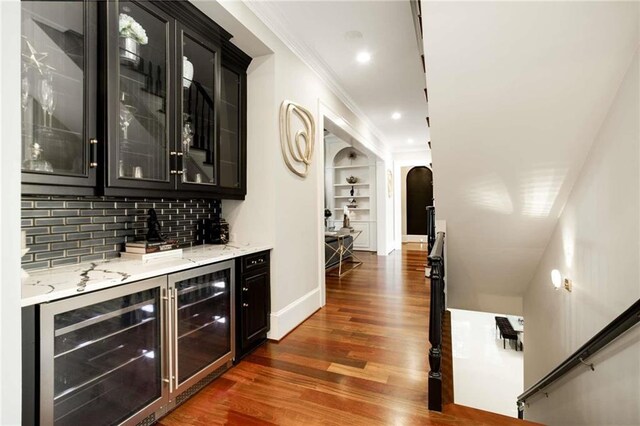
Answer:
[103,0,174,195]
[21,0,251,200]
[175,23,221,192]
[20,0,98,196]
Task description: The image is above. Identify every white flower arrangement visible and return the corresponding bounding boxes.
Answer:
[119,14,148,45]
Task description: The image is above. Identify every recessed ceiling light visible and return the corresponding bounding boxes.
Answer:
[345,30,363,40]
[392,112,401,120]
[356,51,371,64]
[407,139,414,144]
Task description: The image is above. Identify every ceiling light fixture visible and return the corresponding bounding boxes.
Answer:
[392,112,401,120]
[356,51,371,64]
[408,139,414,144]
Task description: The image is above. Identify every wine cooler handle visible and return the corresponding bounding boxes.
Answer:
[172,286,179,391]
[162,287,173,393]
[89,138,98,168]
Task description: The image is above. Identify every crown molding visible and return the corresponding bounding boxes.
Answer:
[244,1,392,158]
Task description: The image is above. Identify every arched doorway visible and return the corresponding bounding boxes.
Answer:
[406,166,433,235]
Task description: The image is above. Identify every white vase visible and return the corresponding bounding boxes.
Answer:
[119,36,140,65]
[183,56,193,88]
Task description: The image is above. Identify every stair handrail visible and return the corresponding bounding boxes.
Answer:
[517,298,640,419]
[428,230,446,411]
[426,206,436,255]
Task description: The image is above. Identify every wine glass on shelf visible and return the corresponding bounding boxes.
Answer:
[38,71,54,127]
[119,92,136,144]
[182,114,194,155]
[21,63,30,112]
[46,93,57,128]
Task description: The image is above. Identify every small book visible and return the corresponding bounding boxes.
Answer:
[125,242,180,254]
[126,239,178,247]
[120,248,183,263]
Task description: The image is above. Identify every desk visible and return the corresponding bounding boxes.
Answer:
[324,230,362,277]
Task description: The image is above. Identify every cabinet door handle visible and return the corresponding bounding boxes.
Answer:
[258,258,264,263]
[89,138,98,168]
[250,260,257,265]
[243,303,249,307]
[242,287,248,292]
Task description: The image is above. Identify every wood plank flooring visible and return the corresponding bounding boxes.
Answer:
[159,245,538,425]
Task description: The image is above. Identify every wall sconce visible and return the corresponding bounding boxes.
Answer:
[551,269,572,292]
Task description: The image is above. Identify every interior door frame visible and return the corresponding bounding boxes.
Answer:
[316,101,389,307]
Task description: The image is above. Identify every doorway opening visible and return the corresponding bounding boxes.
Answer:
[401,166,433,243]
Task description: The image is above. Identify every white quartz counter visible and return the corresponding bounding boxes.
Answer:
[21,243,272,307]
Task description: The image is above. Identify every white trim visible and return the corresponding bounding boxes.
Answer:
[267,287,321,341]
[0,1,23,423]
[403,235,428,243]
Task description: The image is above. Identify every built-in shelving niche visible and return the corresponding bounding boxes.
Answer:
[324,140,377,251]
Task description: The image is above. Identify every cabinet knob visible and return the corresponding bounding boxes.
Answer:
[243,303,249,307]
[242,287,248,292]
[251,260,257,265]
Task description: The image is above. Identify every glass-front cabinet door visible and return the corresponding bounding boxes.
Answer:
[169,261,234,393]
[21,0,97,192]
[177,25,219,190]
[219,64,242,191]
[39,277,166,426]
[106,1,173,191]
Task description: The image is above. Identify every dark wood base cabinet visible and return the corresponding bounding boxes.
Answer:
[235,251,271,361]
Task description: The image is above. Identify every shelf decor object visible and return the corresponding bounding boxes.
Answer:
[279,100,315,178]
[118,13,148,65]
[182,56,194,88]
[346,175,358,184]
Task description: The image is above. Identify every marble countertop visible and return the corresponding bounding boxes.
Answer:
[22,243,272,307]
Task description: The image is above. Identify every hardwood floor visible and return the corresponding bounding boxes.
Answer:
[159,246,537,425]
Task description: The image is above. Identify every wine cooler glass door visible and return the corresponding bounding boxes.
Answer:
[169,261,234,392]
[39,277,167,426]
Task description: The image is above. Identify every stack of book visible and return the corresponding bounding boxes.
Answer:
[120,240,183,262]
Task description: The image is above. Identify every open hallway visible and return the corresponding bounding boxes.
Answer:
[160,245,536,425]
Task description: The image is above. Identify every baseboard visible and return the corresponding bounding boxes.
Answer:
[402,235,428,243]
[267,287,321,341]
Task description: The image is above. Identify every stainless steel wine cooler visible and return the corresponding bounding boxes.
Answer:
[39,261,235,425]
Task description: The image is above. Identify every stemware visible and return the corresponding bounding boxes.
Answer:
[38,72,54,127]
[119,101,136,141]
[182,114,194,154]
[21,64,30,112]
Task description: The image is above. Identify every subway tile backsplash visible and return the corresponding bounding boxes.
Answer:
[21,196,221,271]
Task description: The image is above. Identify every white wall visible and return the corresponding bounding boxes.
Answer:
[196,0,392,339]
[523,51,640,425]
[423,1,639,316]
[376,160,394,255]
[0,1,23,424]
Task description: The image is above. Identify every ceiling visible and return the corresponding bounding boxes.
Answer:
[423,1,639,313]
[247,1,429,153]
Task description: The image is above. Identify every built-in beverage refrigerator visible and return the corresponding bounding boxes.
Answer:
[38,261,235,425]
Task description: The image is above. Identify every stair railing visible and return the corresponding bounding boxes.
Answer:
[428,230,446,411]
[427,206,436,254]
[517,298,640,419]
